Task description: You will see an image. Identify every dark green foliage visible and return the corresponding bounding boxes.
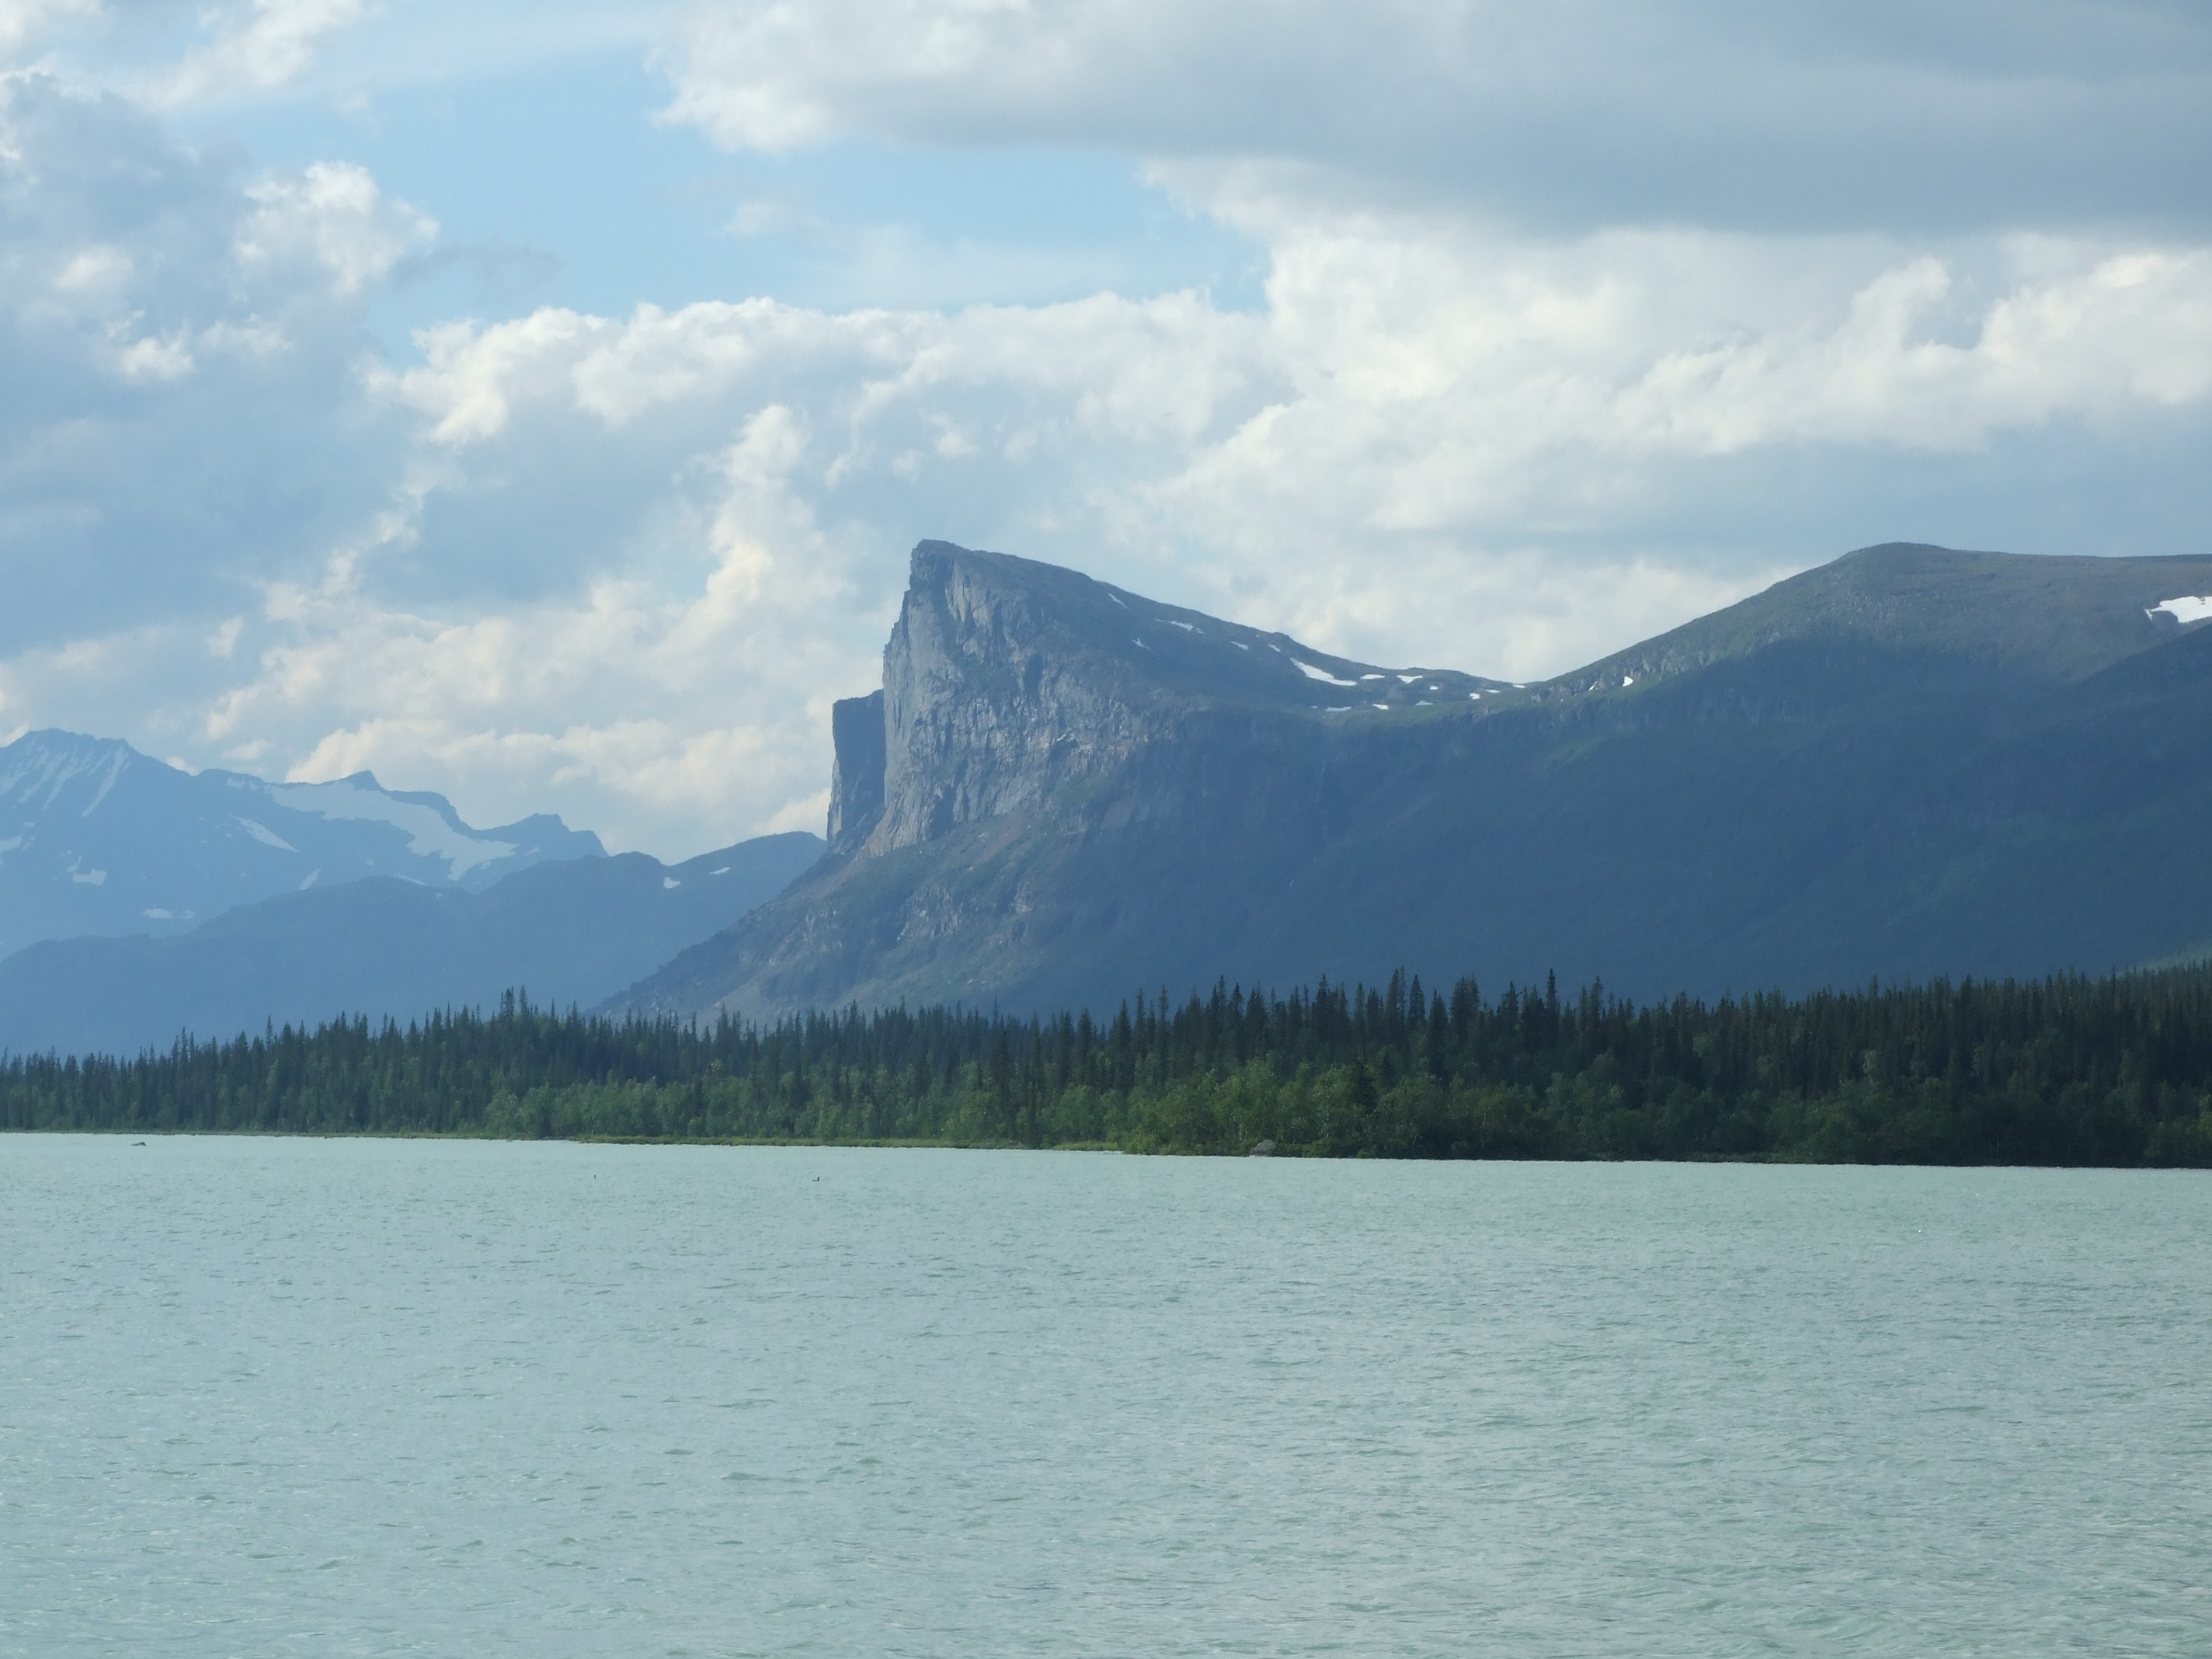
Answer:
[9,971,2212,1166]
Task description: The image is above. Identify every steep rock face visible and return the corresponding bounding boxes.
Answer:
[610,538,2212,1021]
[868,544,1153,851]
[827,693,886,855]
[840,540,1500,858]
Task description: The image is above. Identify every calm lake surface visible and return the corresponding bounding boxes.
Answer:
[2,1140,2207,1657]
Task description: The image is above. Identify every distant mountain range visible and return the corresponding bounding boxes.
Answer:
[607,538,2212,1020]
[15,537,2212,1057]
[0,732,822,1056]
[0,731,601,955]
[0,832,821,1057]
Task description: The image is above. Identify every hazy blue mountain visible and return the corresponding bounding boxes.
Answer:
[0,731,602,957]
[0,832,823,1056]
[608,539,2212,1019]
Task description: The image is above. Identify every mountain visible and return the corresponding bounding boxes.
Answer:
[0,832,822,1056]
[608,538,2212,1020]
[0,731,602,957]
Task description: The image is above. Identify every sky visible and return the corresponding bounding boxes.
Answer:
[2,1,2209,857]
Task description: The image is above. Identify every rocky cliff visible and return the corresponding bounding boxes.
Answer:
[830,540,1499,857]
[608,538,2212,1020]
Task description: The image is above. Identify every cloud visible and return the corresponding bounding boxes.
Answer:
[0,73,414,651]
[1,0,373,105]
[0,0,96,64]
[144,0,366,109]
[657,0,2212,235]
[4,1,2212,861]
[18,203,2206,855]
[375,215,2209,583]
[173,403,889,854]
[5,0,656,108]
[236,160,436,296]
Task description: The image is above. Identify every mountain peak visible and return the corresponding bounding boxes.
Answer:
[619,534,2212,1024]
[1569,541,2212,690]
[0,730,151,819]
[833,541,1504,857]
[0,729,605,958]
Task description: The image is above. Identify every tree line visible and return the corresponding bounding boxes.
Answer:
[5,969,2212,1164]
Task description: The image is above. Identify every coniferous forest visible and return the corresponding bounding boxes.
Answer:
[8,968,2212,1165]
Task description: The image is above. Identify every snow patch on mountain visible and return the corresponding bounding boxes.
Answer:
[270,779,516,878]
[2149,595,2212,624]
[0,729,605,959]
[234,817,297,853]
[82,751,129,816]
[0,737,131,814]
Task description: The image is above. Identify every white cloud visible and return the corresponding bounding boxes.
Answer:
[0,71,419,679]
[0,0,96,66]
[656,0,2212,235]
[16,206,2209,857]
[1149,217,2212,548]
[1610,249,2212,454]
[237,162,436,297]
[5,0,2212,864]
[179,408,883,853]
[51,242,131,296]
[143,0,366,110]
[376,215,2202,577]
[4,0,653,106]
[114,329,194,381]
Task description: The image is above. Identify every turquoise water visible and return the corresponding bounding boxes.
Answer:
[2,1140,2207,1657]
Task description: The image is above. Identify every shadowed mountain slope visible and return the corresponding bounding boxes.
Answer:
[0,832,822,1057]
[608,540,2212,1019]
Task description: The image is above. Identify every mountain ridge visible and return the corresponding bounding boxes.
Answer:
[0,830,823,1056]
[1554,541,2206,696]
[0,729,602,955]
[607,538,2212,1021]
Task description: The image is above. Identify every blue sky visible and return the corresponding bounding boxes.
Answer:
[188,55,1272,329]
[3,0,2210,854]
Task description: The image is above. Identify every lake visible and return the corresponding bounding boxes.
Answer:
[2,1139,2207,1655]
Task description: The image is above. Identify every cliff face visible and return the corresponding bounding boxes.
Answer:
[830,540,1496,860]
[826,693,885,856]
[610,538,2212,1021]
[865,544,1155,852]
[831,540,2200,871]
